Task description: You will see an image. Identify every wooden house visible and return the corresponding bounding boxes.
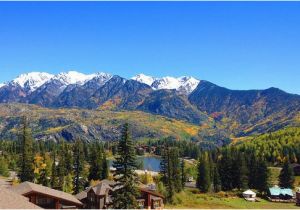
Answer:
[76,179,164,209]
[138,187,164,209]
[0,187,41,209]
[76,180,114,209]
[11,181,82,209]
[268,186,294,202]
[296,190,300,206]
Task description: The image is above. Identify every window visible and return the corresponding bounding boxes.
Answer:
[153,200,161,209]
[37,197,51,205]
[137,200,145,209]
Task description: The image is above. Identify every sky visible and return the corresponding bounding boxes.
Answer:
[0,2,299,94]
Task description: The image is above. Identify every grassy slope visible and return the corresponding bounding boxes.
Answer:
[166,188,299,209]
[166,167,300,209]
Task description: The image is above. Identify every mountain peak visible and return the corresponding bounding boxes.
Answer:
[52,71,97,86]
[11,72,54,91]
[131,74,155,86]
[132,74,200,94]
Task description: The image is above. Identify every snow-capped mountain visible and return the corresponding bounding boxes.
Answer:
[51,71,98,86]
[132,74,200,94]
[131,74,156,86]
[0,71,199,95]
[11,72,54,92]
[0,71,113,93]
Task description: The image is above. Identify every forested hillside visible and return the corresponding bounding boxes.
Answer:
[235,127,300,164]
[0,103,204,143]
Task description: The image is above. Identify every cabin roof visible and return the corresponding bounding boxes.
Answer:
[0,187,42,209]
[11,181,82,206]
[76,179,115,200]
[91,182,112,196]
[269,186,293,196]
[140,187,165,198]
[243,189,256,195]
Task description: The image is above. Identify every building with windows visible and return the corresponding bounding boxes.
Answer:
[10,181,82,209]
[0,187,41,209]
[268,186,294,202]
[76,179,164,209]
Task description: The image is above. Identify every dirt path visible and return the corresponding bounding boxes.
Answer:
[0,171,16,188]
[0,176,10,188]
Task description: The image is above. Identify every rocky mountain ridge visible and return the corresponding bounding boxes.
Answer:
[0,71,299,138]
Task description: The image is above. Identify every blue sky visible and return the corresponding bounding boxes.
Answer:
[0,2,299,94]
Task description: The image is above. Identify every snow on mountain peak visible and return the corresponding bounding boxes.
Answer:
[93,72,112,80]
[132,74,200,94]
[12,72,54,91]
[131,74,156,86]
[53,71,97,86]
[177,76,200,94]
[1,71,200,94]
[151,76,181,90]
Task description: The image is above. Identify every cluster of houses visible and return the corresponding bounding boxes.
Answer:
[2,179,300,209]
[243,186,300,204]
[0,180,164,209]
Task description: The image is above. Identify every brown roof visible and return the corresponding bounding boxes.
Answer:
[76,179,114,200]
[140,188,165,198]
[11,181,82,206]
[75,189,89,200]
[0,187,42,209]
[92,182,112,196]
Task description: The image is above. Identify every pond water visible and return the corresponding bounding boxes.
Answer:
[109,156,161,172]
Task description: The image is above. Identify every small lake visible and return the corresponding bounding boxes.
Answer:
[109,156,161,172]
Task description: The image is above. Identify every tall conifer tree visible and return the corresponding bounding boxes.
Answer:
[279,159,294,188]
[73,139,85,194]
[197,153,211,192]
[256,158,269,193]
[111,123,139,209]
[19,117,34,182]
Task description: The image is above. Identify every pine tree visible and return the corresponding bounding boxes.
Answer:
[218,149,232,191]
[170,147,182,192]
[111,123,139,209]
[212,165,221,192]
[51,149,58,189]
[196,153,211,193]
[248,151,257,189]
[57,142,66,190]
[19,117,34,182]
[160,145,174,202]
[88,143,100,181]
[39,151,51,187]
[101,151,109,180]
[73,139,85,194]
[256,158,269,193]
[181,158,186,189]
[279,159,294,188]
[88,143,108,181]
[64,143,73,175]
[237,154,249,190]
[160,144,183,202]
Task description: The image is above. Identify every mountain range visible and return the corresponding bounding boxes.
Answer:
[0,71,299,142]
